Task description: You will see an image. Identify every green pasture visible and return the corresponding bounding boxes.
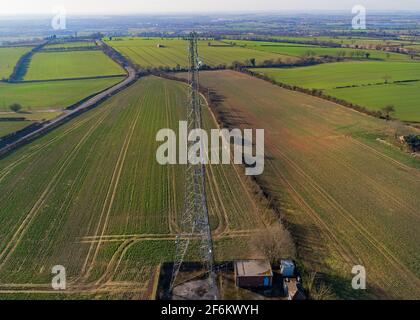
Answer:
[233,40,412,61]
[105,37,293,68]
[0,77,123,111]
[0,46,33,80]
[24,51,125,80]
[252,61,420,121]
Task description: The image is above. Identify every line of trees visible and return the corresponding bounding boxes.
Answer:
[225,37,342,48]
[131,53,341,74]
[100,40,135,70]
[9,42,48,82]
[40,46,100,52]
[230,55,338,70]
[241,68,402,121]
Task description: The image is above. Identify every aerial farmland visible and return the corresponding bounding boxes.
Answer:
[0,46,33,80]
[0,6,419,305]
[0,38,127,139]
[0,76,272,299]
[24,51,125,81]
[253,60,420,122]
[105,37,295,68]
[191,70,420,299]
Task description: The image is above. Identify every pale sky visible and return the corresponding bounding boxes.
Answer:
[0,0,419,15]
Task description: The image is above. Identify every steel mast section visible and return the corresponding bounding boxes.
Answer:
[170,32,218,299]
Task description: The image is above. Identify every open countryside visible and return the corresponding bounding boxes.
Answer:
[24,51,125,81]
[0,76,270,298]
[0,77,124,112]
[253,61,420,122]
[0,46,33,79]
[105,37,295,69]
[231,40,412,61]
[193,70,420,299]
[0,8,419,302]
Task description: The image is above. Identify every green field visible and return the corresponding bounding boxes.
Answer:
[302,36,410,47]
[232,40,412,61]
[0,77,123,112]
[43,41,98,50]
[326,82,420,122]
[0,121,31,138]
[253,61,420,121]
[195,70,420,299]
[406,44,420,49]
[0,76,270,298]
[24,51,125,81]
[254,61,420,88]
[229,35,418,48]
[105,37,294,68]
[0,47,33,80]
[288,36,415,47]
[0,111,62,121]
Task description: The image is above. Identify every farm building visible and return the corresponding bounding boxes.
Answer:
[234,260,273,288]
[280,259,295,277]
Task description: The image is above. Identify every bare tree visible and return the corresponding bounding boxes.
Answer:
[301,271,334,300]
[252,224,296,264]
[390,120,411,138]
[381,105,395,120]
[311,282,333,300]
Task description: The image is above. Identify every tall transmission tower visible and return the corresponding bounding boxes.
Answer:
[170,32,218,299]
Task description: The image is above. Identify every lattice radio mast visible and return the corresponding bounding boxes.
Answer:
[170,32,218,299]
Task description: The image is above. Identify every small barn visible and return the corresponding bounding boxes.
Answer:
[234,260,273,288]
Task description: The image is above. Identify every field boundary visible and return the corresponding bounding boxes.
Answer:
[240,68,420,129]
[0,38,140,157]
[8,41,48,82]
[0,67,137,158]
[156,72,285,223]
[12,74,125,84]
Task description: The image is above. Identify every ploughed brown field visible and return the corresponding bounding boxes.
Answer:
[184,70,420,299]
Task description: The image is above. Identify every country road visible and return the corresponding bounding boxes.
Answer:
[0,66,137,156]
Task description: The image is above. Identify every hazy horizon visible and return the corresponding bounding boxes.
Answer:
[1,0,420,16]
[2,10,420,17]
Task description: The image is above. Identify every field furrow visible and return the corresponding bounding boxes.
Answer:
[194,70,420,299]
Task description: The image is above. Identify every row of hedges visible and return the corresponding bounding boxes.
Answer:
[40,46,100,52]
[223,37,342,48]
[135,55,334,74]
[8,42,48,82]
[0,122,43,148]
[100,40,135,70]
[241,68,390,120]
